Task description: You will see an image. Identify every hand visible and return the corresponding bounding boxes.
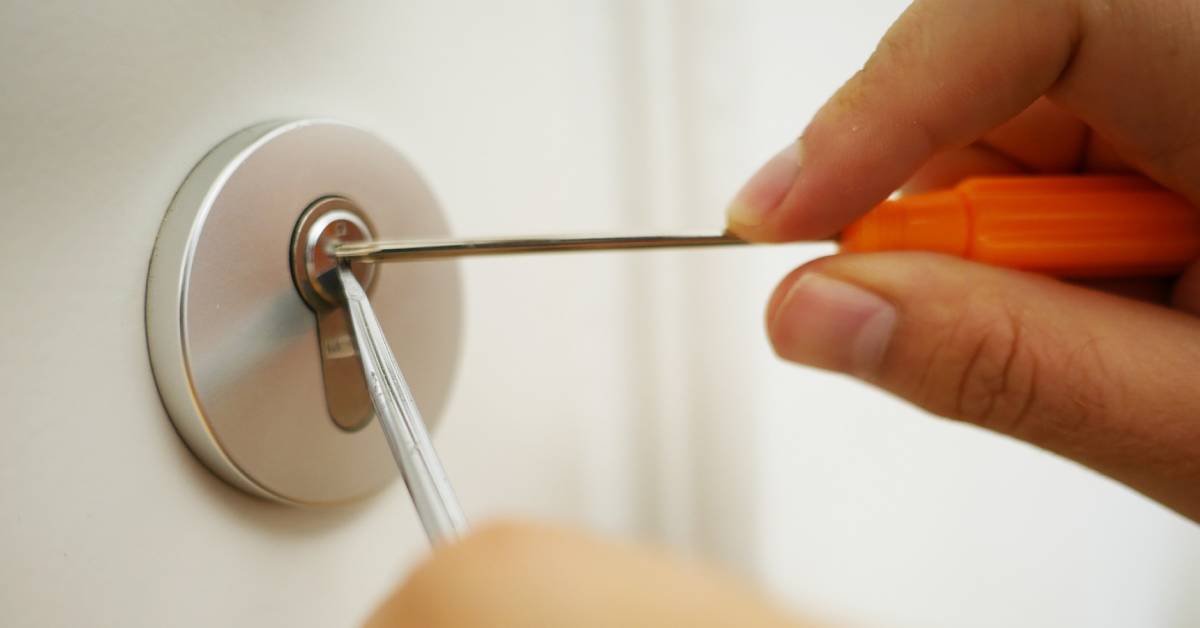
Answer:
[364,523,811,628]
[727,0,1200,521]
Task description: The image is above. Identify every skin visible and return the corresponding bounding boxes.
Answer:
[369,1,1200,625]
[364,523,810,628]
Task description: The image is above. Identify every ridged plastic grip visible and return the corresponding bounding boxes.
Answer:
[840,176,1200,277]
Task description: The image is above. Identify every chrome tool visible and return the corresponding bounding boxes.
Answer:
[334,232,747,262]
[337,265,468,545]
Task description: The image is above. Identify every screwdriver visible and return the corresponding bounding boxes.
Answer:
[334,175,1200,278]
[337,265,468,544]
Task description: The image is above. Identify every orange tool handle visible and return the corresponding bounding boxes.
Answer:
[839,175,1200,277]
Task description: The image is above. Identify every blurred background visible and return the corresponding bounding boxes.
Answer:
[3,1,1199,626]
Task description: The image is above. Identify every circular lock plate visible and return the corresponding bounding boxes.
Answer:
[146,119,462,505]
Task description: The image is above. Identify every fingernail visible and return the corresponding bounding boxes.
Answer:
[769,273,896,376]
[727,139,803,227]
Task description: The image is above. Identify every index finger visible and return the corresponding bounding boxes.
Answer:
[726,0,1200,241]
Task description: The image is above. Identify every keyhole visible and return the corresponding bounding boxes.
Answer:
[290,197,379,431]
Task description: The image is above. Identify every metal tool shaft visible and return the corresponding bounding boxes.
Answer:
[334,232,747,262]
[337,265,468,545]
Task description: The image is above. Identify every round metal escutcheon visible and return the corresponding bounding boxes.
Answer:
[146,119,462,506]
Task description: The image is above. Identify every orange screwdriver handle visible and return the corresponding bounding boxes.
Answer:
[839,176,1200,277]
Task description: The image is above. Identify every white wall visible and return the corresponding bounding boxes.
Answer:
[2,1,1197,627]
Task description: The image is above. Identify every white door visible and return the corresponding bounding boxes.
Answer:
[3,2,1197,627]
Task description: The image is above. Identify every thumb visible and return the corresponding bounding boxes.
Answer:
[768,253,1200,521]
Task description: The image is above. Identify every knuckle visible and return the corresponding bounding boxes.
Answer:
[927,305,1044,434]
[958,316,1032,429]
[922,303,1121,446]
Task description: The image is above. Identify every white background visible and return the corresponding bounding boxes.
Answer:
[2,1,1197,626]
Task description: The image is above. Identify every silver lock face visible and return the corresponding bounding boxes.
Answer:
[146,119,462,506]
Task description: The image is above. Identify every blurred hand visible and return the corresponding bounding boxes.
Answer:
[364,523,810,628]
[728,0,1200,521]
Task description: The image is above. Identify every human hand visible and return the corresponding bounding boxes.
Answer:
[364,523,812,628]
[727,0,1200,521]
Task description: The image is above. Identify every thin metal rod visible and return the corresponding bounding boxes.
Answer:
[334,231,748,263]
[337,265,468,545]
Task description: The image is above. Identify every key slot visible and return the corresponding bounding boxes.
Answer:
[290,196,380,432]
